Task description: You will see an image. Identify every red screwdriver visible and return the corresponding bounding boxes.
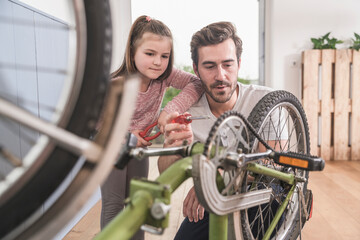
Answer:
[140,113,209,141]
[171,113,209,124]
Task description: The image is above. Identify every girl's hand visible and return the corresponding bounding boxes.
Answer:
[157,110,169,133]
[132,129,152,147]
[163,112,193,148]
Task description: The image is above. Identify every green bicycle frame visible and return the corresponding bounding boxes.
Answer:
[95,143,298,240]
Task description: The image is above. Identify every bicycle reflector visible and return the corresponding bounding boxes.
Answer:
[279,155,308,168]
[271,151,325,171]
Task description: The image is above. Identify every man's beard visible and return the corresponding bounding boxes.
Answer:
[202,80,237,103]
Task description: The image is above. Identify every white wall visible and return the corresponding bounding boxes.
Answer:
[131,0,260,81]
[19,0,73,24]
[110,0,132,72]
[18,0,131,73]
[265,0,360,98]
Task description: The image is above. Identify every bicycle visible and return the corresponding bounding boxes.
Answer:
[0,1,136,239]
[0,2,324,239]
[96,90,325,240]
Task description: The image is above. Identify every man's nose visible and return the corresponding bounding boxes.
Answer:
[215,66,226,80]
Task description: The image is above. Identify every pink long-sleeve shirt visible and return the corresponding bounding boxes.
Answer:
[128,68,203,132]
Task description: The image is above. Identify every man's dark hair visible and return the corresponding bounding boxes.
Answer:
[190,21,243,67]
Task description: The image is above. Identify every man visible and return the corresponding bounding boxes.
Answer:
[158,21,273,239]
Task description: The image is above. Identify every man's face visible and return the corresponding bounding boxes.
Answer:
[194,38,240,103]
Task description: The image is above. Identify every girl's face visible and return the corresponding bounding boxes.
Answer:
[134,32,172,82]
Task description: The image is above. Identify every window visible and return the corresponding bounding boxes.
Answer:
[131,0,263,84]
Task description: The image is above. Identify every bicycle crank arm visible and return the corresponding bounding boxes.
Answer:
[130,145,190,160]
[220,150,272,169]
[115,138,200,169]
[240,149,272,165]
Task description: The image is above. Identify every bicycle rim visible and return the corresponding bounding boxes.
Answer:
[0,0,112,238]
[235,91,310,240]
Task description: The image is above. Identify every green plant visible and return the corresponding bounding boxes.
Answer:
[311,32,343,49]
[181,65,195,74]
[161,87,181,108]
[238,77,252,85]
[350,32,360,51]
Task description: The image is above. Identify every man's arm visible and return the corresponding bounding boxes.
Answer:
[157,112,205,222]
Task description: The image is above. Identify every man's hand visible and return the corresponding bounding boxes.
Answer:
[163,112,193,148]
[183,186,204,222]
[132,129,152,147]
[157,112,194,173]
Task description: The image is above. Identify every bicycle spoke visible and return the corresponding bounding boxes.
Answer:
[269,115,281,150]
[287,118,298,149]
[229,122,249,150]
[288,133,301,152]
[221,168,241,195]
[279,111,290,139]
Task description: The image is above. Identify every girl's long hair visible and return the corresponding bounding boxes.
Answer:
[112,15,174,81]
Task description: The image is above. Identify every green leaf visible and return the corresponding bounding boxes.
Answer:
[323,32,331,39]
[354,32,360,40]
[310,32,343,49]
[311,38,322,49]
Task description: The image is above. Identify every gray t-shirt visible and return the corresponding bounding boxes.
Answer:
[188,82,273,143]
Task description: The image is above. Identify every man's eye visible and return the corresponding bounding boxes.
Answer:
[205,65,214,69]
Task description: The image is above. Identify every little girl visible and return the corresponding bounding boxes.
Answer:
[100,15,203,239]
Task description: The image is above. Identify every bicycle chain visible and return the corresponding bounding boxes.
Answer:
[203,110,274,157]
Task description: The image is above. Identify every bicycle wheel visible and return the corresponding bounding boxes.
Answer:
[0,1,124,239]
[234,91,310,240]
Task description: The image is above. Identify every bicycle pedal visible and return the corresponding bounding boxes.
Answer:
[271,151,325,171]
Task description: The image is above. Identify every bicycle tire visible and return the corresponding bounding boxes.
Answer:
[0,0,112,238]
[235,90,310,240]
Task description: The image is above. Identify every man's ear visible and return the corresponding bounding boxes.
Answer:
[238,58,241,68]
[193,63,199,77]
